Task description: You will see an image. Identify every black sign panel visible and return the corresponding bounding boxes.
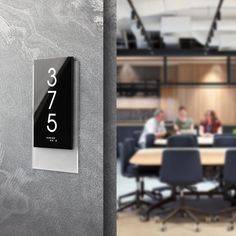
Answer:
[34,57,74,149]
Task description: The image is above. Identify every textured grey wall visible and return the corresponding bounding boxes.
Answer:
[0,0,103,235]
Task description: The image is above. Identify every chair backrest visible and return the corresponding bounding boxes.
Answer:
[133,130,142,147]
[167,135,197,148]
[160,150,202,186]
[224,150,236,185]
[215,134,234,138]
[146,133,155,148]
[213,135,236,147]
[119,138,135,176]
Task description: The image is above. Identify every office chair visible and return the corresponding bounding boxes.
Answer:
[208,134,236,197]
[211,134,236,194]
[117,138,161,212]
[167,135,197,148]
[133,130,142,149]
[216,150,236,231]
[213,135,236,147]
[159,150,207,232]
[146,133,155,148]
[145,133,173,204]
[215,134,234,138]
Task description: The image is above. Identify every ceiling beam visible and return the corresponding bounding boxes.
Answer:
[117,48,236,56]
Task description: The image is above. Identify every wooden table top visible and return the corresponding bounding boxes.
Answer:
[154,137,213,146]
[129,148,235,166]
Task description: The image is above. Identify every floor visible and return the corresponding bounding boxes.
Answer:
[117,161,235,236]
[117,213,234,236]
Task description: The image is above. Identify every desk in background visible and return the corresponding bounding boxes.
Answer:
[130,148,229,166]
[155,136,213,146]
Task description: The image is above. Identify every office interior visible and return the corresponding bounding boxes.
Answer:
[116,0,236,235]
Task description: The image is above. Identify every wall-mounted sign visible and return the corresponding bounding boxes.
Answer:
[34,57,74,149]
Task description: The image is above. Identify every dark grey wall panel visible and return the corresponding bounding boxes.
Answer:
[104,0,116,235]
[0,0,103,235]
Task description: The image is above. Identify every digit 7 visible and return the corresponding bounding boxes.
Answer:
[48,90,56,109]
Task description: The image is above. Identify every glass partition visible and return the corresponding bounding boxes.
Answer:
[117,57,163,97]
[117,57,164,83]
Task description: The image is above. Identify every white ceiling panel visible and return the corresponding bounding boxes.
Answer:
[161,16,191,34]
[117,0,236,50]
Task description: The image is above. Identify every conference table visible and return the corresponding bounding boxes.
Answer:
[154,136,213,146]
[130,148,228,166]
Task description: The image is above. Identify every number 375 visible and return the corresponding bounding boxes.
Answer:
[47,68,57,133]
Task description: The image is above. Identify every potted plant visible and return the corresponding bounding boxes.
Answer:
[232,129,236,135]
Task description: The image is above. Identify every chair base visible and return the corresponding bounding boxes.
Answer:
[117,196,151,212]
[160,206,208,232]
[216,207,236,231]
[162,206,201,223]
[117,189,162,212]
[117,178,163,213]
[140,195,175,222]
[217,206,236,216]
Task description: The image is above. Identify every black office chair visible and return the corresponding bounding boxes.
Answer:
[146,133,156,148]
[213,135,236,147]
[133,130,142,149]
[167,135,197,147]
[207,134,236,197]
[159,150,207,232]
[215,134,234,138]
[117,138,160,212]
[216,150,236,231]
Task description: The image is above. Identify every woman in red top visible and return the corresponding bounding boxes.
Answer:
[199,110,223,137]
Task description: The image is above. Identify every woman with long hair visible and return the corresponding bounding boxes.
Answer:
[199,110,223,136]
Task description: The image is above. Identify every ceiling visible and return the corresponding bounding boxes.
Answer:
[117,0,236,51]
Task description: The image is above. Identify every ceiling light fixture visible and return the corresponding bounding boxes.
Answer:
[131,10,135,20]
[205,0,224,52]
[127,0,154,52]
[136,20,141,29]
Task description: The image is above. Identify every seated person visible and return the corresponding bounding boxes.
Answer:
[199,110,223,137]
[174,106,194,134]
[138,109,167,148]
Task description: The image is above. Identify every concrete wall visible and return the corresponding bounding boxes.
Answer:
[0,0,104,235]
